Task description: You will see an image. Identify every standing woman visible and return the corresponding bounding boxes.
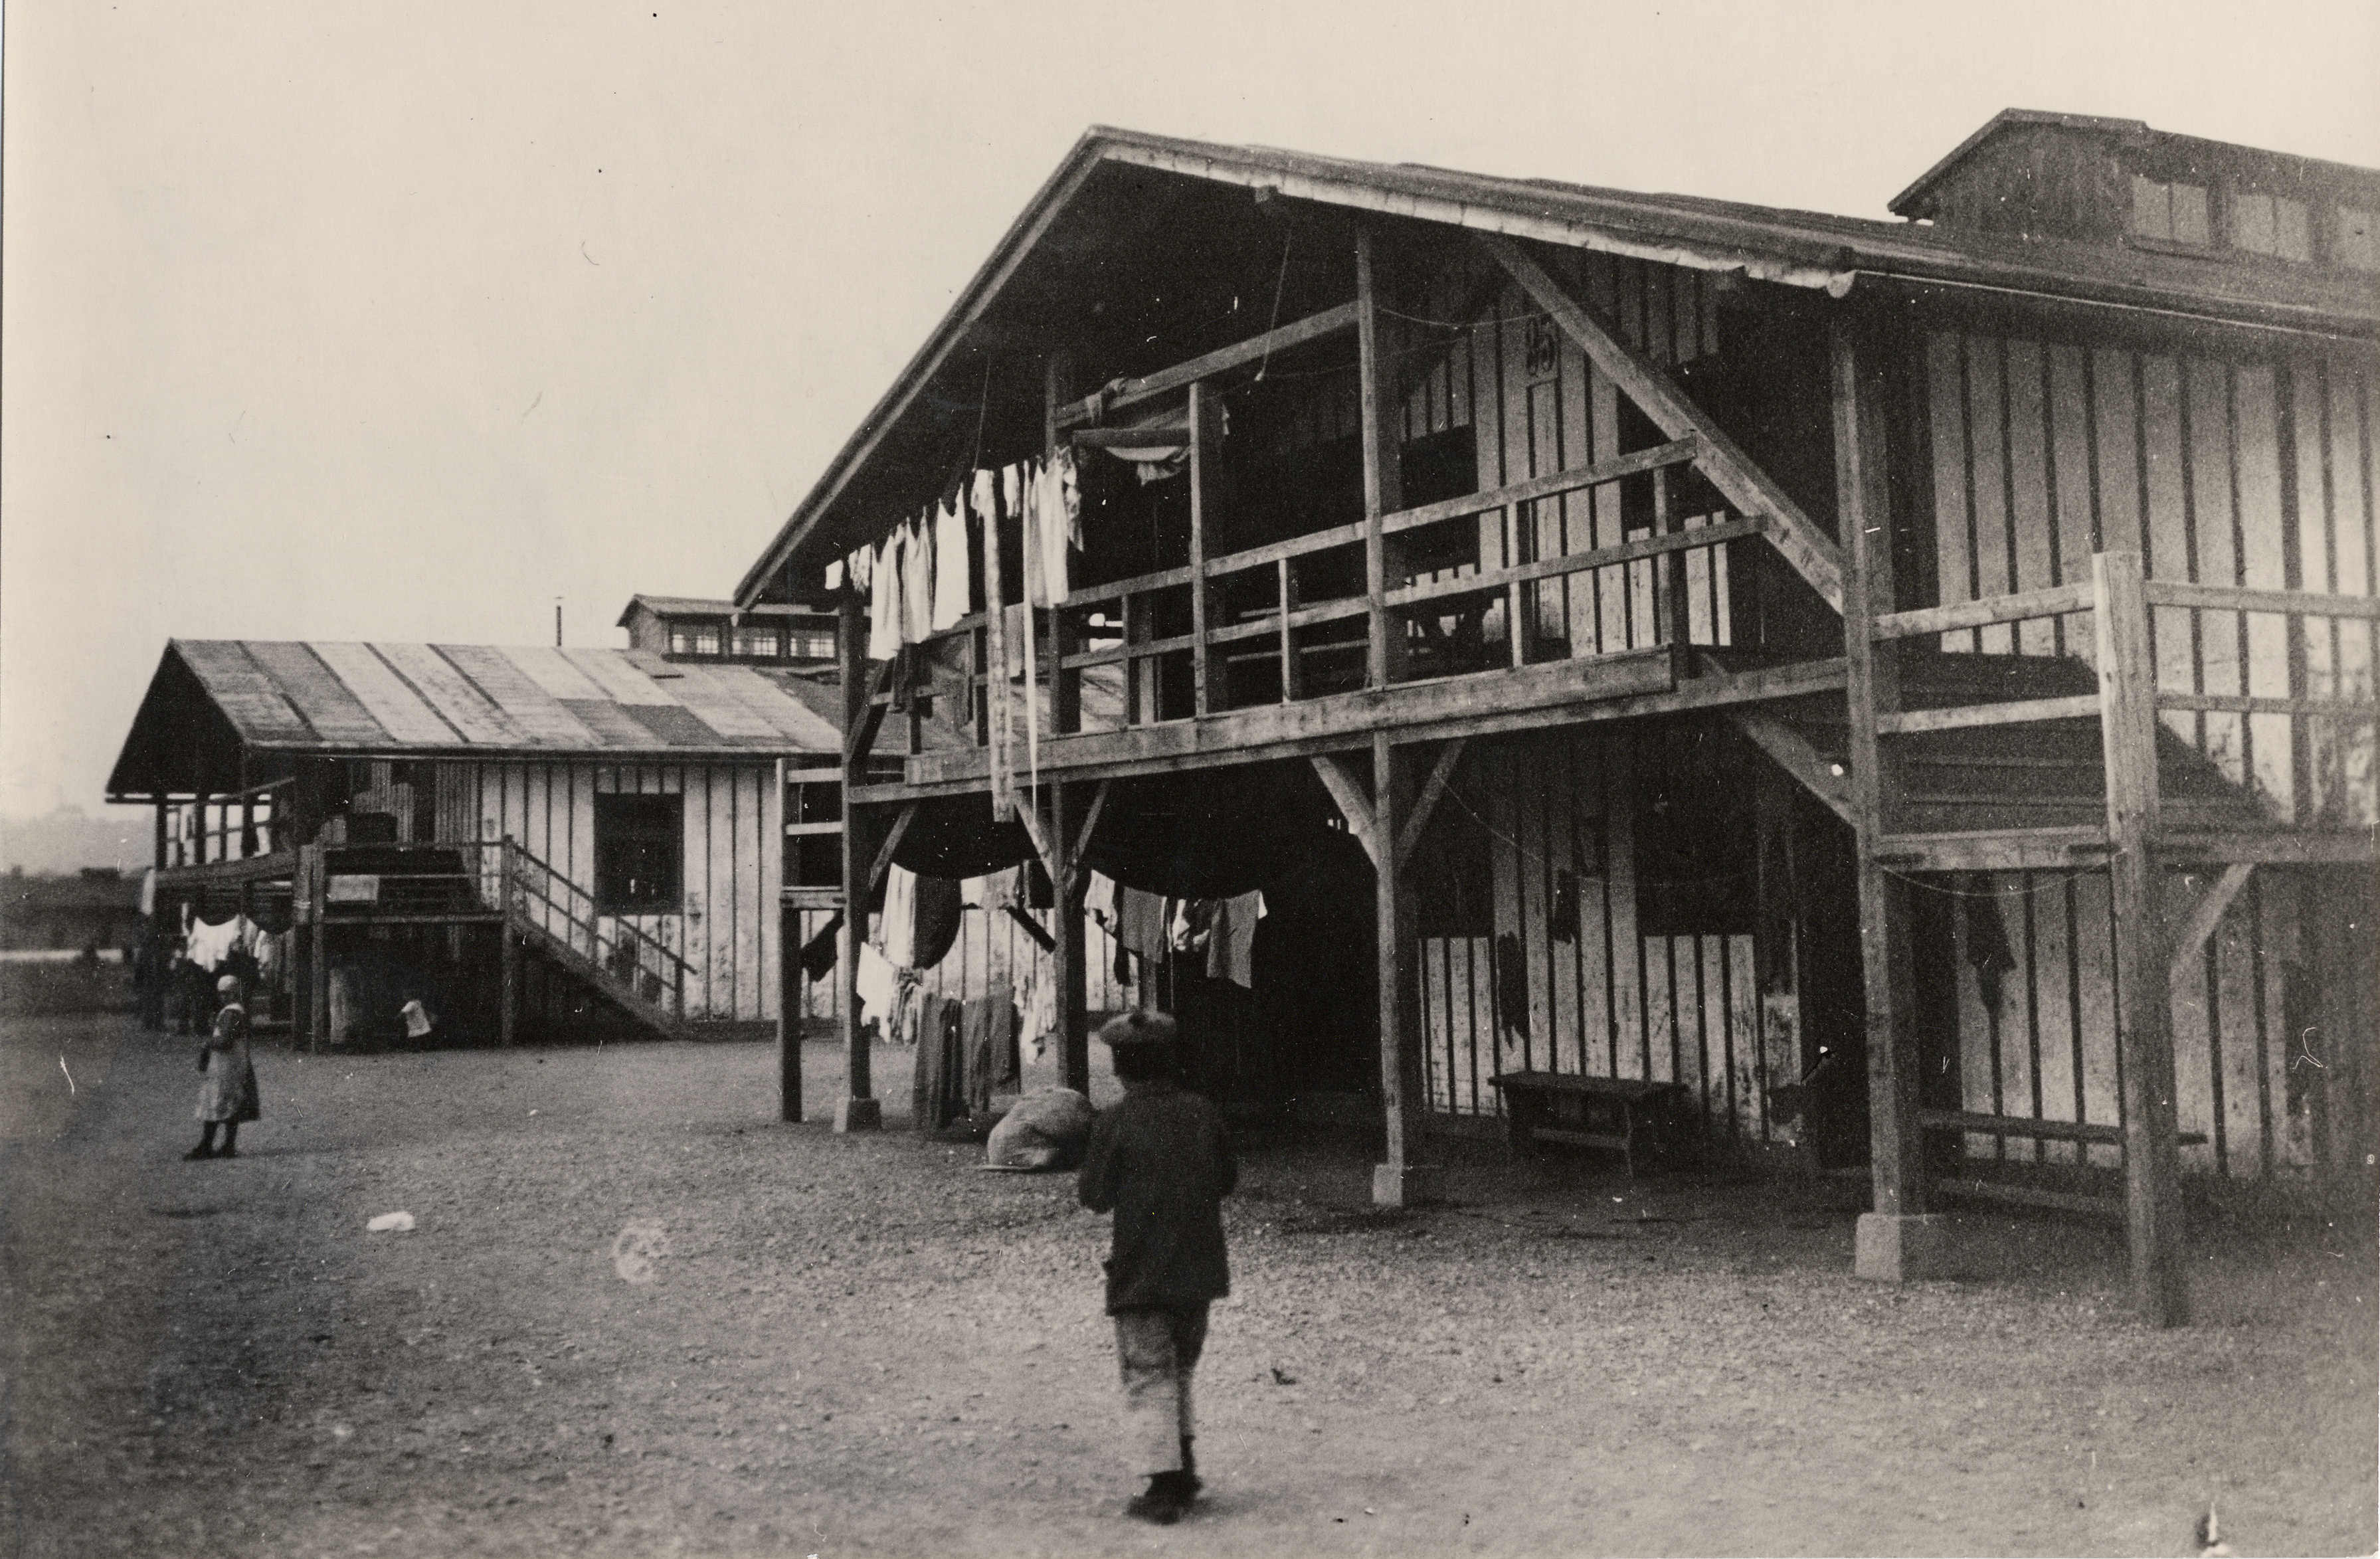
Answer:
[187,974,261,1160]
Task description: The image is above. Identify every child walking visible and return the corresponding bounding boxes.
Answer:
[187,974,260,1160]
[1076,1010,1237,1524]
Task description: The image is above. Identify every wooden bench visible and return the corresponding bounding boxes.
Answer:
[1488,1073,1685,1177]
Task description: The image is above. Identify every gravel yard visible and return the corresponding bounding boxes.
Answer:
[3,1012,2373,1558]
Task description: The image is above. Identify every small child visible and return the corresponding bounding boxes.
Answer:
[187,974,260,1160]
[1076,1010,1237,1524]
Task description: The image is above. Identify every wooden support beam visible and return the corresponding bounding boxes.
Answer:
[1483,234,1845,613]
[777,770,802,1124]
[2096,548,2188,1326]
[1370,731,1432,1207]
[1356,229,1406,689]
[306,845,329,1053]
[1052,780,1089,1095]
[1392,738,1467,872]
[1188,380,1212,716]
[836,611,883,1133]
[1053,301,1362,427]
[2167,863,2254,993]
[1309,752,1377,864]
[1071,780,1111,870]
[868,804,918,894]
[1729,710,1856,825]
[1833,321,1935,1277]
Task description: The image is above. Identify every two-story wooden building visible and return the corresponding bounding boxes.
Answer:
[736,111,2376,1323]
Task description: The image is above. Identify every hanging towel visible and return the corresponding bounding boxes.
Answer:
[962,996,1020,1114]
[868,533,903,660]
[1034,451,1074,604]
[879,866,919,968]
[825,559,843,591]
[848,546,873,593]
[933,498,970,630]
[902,515,936,643]
[855,939,899,1022]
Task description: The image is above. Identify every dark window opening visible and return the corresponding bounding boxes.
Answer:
[595,794,683,913]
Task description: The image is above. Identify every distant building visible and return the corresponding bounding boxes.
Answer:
[1,868,145,953]
[616,595,840,666]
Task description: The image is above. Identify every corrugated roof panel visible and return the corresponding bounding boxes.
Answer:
[505,645,612,703]
[310,642,460,746]
[705,664,845,749]
[560,648,677,707]
[557,698,665,747]
[622,704,725,747]
[372,644,531,746]
[436,646,606,749]
[620,652,784,741]
[242,642,389,745]
[174,642,316,744]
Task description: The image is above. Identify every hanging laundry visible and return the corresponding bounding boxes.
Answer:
[901,515,936,643]
[1115,887,1170,961]
[962,996,1020,1114]
[867,531,903,660]
[879,866,919,968]
[799,913,844,982]
[1206,891,1264,989]
[848,545,873,593]
[911,995,966,1135]
[932,498,969,630]
[825,559,844,591]
[1034,450,1075,604]
[1000,463,1022,527]
[855,939,899,1023]
[1012,959,1057,1061]
[185,912,241,972]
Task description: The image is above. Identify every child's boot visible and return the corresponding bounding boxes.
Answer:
[1125,1473,1190,1524]
[1179,1435,1201,1497]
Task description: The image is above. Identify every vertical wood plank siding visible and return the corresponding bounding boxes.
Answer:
[1417,728,1785,1152]
[1925,333,2376,826]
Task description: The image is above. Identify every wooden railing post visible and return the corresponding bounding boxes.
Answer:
[1356,229,1406,689]
[2096,548,2189,1326]
[1277,557,1301,701]
[1834,320,1943,1284]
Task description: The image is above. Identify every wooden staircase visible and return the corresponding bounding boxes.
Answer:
[497,842,695,1043]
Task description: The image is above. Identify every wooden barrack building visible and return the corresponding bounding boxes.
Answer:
[735,110,2375,1324]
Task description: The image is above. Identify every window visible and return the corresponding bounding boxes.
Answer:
[691,626,722,656]
[733,627,782,658]
[2130,174,2211,248]
[788,630,837,660]
[594,794,682,912]
[2338,207,2380,272]
[2228,189,2311,261]
[668,629,694,654]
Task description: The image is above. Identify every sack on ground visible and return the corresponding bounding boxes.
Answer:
[984,1087,1094,1170]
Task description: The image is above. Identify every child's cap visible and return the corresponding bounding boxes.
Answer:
[215,974,244,996]
[1096,1010,1178,1050]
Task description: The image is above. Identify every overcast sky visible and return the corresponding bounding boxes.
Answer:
[3,0,2375,830]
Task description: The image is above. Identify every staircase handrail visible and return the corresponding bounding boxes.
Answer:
[492,839,693,1018]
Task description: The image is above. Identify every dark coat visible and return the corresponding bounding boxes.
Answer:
[1077,1079,1236,1313]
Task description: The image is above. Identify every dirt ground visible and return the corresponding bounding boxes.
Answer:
[2,1012,2373,1558]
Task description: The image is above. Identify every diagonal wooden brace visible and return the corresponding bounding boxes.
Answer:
[1481,233,1845,613]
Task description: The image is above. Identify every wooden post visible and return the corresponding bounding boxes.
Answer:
[2096,548,2189,1326]
[986,455,1012,822]
[1050,782,1090,1093]
[1276,558,1301,702]
[836,591,882,1132]
[1188,379,1212,716]
[1833,322,1943,1282]
[1371,731,1435,1206]
[306,845,329,1053]
[498,839,519,1048]
[1356,229,1406,689]
[153,794,169,872]
[775,757,802,1123]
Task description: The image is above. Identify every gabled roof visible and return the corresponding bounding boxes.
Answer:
[108,640,848,796]
[734,125,2380,604]
[1890,108,2380,217]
